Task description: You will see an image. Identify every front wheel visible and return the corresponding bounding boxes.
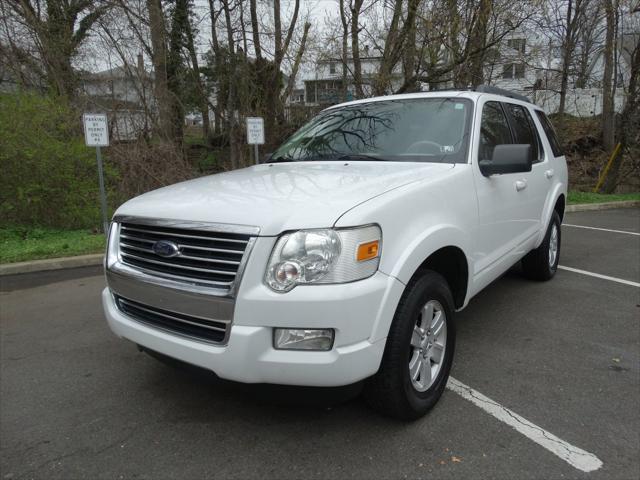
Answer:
[364,271,456,420]
[521,211,561,281]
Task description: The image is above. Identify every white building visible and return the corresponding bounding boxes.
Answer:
[489,30,634,115]
[80,58,153,141]
[301,51,404,106]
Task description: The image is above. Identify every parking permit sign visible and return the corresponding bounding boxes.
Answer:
[83,112,109,233]
[246,117,265,145]
[83,113,109,147]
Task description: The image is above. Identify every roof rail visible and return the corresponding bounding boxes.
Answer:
[474,85,532,104]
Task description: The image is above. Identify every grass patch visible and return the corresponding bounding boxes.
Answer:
[568,191,640,205]
[0,227,105,264]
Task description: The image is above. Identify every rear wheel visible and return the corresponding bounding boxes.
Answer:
[364,271,455,420]
[522,211,561,281]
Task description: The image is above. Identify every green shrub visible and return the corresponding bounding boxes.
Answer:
[0,92,115,229]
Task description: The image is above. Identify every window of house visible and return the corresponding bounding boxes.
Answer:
[507,38,526,54]
[502,63,513,79]
[479,101,513,161]
[514,63,525,79]
[329,62,336,74]
[504,103,542,163]
[305,82,317,103]
[502,63,525,79]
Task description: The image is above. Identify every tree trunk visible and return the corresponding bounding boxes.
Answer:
[249,0,262,60]
[339,0,350,101]
[601,0,616,152]
[402,0,419,92]
[601,29,638,193]
[146,0,175,142]
[350,0,364,98]
[282,22,311,103]
[468,0,491,88]
[558,0,574,115]
[166,0,190,147]
[185,14,210,141]
[207,0,223,135]
[221,0,240,169]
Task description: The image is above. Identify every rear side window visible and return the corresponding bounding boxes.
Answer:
[535,110,563,157]
[479,101,512,161]
[504,103,542,163]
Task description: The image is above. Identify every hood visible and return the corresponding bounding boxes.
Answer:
[115,161,454,235]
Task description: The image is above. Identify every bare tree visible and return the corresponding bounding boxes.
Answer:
[6,0,109,98]
[557,0,589,115]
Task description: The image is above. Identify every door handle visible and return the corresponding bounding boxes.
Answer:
[515,180,527,192]
[545,169,554,179]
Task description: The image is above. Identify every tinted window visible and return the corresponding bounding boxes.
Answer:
[479,101,512,161]
[505,103,542,163]
[535,110,563,157]
[272,98,473,164]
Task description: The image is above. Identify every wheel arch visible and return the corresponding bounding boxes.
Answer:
[554,194,566,222]
[411,246,469,310]
[382,226,472,311]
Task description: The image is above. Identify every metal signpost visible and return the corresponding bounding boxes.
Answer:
[246,117,265,164]
[83,113,110,233]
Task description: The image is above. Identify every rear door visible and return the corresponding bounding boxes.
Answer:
[502,102,549,237]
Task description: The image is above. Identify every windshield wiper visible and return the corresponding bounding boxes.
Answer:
[337,153,390,162]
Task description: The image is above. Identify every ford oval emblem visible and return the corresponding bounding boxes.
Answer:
[152,240,180,258]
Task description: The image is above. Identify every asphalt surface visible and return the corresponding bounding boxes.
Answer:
[1,208,638,480]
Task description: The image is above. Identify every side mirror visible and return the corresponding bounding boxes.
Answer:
[479,144,532,176]
[260,153,273,164]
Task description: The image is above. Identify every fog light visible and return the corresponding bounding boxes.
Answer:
[273,328,334,351]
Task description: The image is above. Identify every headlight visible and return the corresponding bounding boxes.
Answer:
[265,225,381,292]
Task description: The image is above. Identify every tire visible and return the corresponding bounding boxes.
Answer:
[364,270,456,420]
[521,211,561,281]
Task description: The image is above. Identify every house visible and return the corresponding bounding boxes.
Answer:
[488,29,633,115]
[301,49,404,106]
[80,55,154,141]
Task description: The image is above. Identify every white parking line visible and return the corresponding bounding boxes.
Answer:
[564,223,640,236]
[447,377,603,473]
[558,265,640,288]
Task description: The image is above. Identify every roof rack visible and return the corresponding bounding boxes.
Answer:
[474,85,532,104]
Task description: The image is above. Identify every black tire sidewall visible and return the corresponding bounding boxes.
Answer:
[544,212,562,275]
[396,272,456,414]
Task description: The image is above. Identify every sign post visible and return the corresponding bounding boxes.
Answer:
[83,113,110,233]
[246,117,265,164]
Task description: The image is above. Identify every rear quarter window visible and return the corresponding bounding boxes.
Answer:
[535,110,563,157]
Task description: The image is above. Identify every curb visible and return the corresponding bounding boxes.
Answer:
[566,200,640,213]
[0,253,103,277]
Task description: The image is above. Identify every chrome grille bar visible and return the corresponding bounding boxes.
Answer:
[115,295,228,344]
[116,219,256,293]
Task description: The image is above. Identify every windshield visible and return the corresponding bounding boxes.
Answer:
[272,97,473,163]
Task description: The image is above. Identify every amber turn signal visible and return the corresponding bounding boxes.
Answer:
[356,240,380,262]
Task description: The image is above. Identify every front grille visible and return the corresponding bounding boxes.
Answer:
[118,222,252,289]
[115,295,227,344]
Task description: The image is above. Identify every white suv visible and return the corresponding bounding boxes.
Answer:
[102,87,567,419]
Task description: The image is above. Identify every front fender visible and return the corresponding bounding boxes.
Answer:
[380,224,471,286]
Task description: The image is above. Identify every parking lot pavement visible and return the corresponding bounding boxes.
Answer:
[1,208,638,479]
[561,208,640,282]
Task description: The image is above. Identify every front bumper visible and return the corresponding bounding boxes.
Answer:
[102,270,404,387]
